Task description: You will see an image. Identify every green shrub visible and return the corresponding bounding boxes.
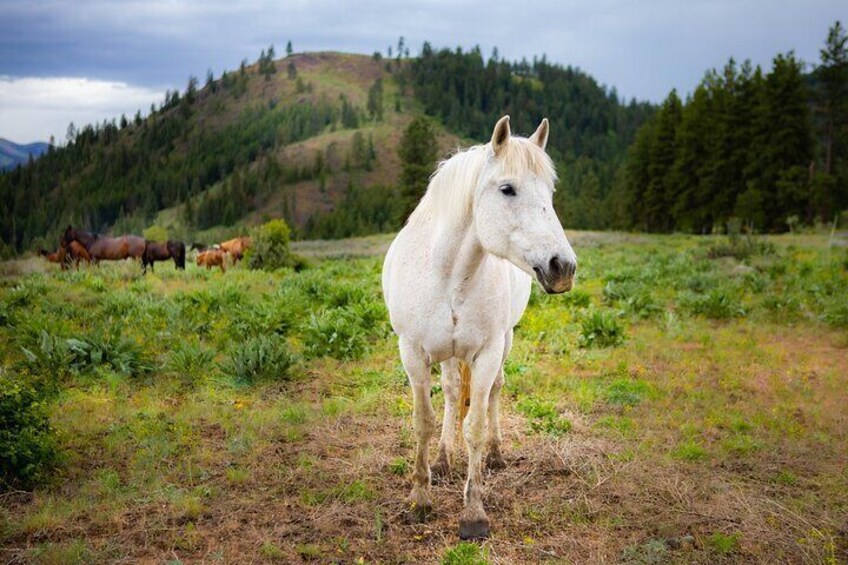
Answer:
[303,308,370,360]
[442,542,489,565]
[165,341,216,385]
[0,373,59,490]
[65,330,152,377]
[516,397,572,435]
[562,288,592,309]
[624,291,662,319]
[220,335,294,384]
[248,219,298,271]
[681,289,745,319]
[19,331,72,392]
[578,309,626,348]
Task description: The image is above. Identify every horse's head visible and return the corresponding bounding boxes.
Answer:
[61,225,76,247]
[474,116,577,294]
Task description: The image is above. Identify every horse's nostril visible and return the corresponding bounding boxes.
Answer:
[549,256,562,275]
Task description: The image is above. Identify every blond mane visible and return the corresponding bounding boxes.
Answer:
[407,136,557,229]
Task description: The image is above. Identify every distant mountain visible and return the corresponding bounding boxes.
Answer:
[0,138,50,171]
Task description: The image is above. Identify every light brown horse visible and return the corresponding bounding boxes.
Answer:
[66,241,92,269]
[219,237,251,263]
[62,226,145,264]
[39,246,68,269]
[197,249,226,272]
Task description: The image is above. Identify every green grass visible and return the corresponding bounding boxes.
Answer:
[1,231,846,563]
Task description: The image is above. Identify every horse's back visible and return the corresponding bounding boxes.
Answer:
[124,236,145,258]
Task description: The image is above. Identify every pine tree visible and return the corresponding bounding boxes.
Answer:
[815,21,848,218]
[367,78,384,120]
[399,117,437,220]
[286,40,293,57]
[643,90,682,232]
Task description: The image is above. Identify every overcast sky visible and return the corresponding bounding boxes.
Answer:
[1,0,844,143]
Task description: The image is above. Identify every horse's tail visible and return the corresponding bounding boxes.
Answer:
[458,360,472,429]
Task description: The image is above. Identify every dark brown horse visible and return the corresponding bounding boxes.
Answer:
[62,226,145,264]
[142,240,186,273]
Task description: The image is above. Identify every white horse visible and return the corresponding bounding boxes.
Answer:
[382,116,577,539]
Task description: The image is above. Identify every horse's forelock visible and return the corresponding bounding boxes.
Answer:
[407,135,556,229]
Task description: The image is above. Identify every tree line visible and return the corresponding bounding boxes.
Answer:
[619,21,847,233]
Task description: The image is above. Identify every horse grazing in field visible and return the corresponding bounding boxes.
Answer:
[382,116,577,539]
[39,246,68,269]
[142,240,186,273]
[66,241,92,269]
[190,242,208,252]
[62,226,145,264]
[196,249,226,272]
[219,237,251,262]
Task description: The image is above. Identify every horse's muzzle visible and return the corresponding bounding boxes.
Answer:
[533,255,576,294]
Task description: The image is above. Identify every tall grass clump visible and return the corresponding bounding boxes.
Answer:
[578,308,626,348]
[681,288,746,319]
[0,372,60,490]
[303,308,370,360]
[707,218,775,260]
[165,341,216,385]
[220,335,294,384]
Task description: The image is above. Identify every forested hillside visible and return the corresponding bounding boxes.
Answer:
[0,42,655,256]
[620,21,847,233]
[409,44,655,230]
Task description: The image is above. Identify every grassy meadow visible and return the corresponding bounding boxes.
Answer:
[1,231,847,564]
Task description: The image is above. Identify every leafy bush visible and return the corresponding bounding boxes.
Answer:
[248,219,299,271]
[303,308,370,360]
[624,291,663,319]
[220,335,294,384]
[165,341,216,385]
[578,309,626,348]
[65,331,152,377]
[681,289,745,319]
[0,372,59,490]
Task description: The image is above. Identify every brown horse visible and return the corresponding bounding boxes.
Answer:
[39,246,68,270]
[197,249,226,272]
[62,226,145,264]
[66,241,92,269]
[142,240,186,273]
[219,237,251,263]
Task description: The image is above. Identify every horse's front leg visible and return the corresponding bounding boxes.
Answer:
[486,329,512,470]
[399,338,436,522]
[433,359,460,480]
[460,343,504,540]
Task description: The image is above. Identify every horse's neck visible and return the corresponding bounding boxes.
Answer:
[430,218,487,292]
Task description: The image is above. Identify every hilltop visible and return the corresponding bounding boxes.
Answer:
[0,47,653,255]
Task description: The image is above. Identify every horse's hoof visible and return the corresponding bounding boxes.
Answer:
[404,501,432,524]
[458,516,490,540]
[486,452,507,471]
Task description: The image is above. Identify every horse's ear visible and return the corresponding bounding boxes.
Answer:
[491,115,511,157]
[529,118,549,151]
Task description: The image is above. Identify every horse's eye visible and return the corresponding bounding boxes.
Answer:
[499,184,516,197]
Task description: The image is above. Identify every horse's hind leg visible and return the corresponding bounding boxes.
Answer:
[486,329,513,471]
[433,359,460,480]
[399,338,435,522]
